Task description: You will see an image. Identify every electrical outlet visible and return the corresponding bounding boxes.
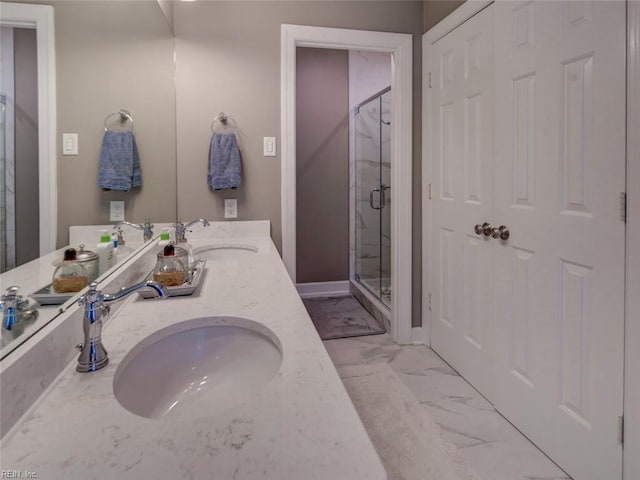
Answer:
[224,199,237,219]
[110,201,125,222]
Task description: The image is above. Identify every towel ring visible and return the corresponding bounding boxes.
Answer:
[211,111,238,133]
[104,109,134,132]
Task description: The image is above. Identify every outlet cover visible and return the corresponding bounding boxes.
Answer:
[224,199,237,219]
[110,201,125,222]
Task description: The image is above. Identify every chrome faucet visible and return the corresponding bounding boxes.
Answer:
[112,225,126,246]
[174,218,210,243]
[114,219,154,242]
[76,281,167,373]
[1,286,38,332]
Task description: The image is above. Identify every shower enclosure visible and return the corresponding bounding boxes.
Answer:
[353,87,391,308]
[0,92,7,273]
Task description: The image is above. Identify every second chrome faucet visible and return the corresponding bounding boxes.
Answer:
[174,218,210,244]
[113,220,154,242]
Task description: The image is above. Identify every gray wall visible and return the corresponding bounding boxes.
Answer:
[6,0,177,247]
[54,0,177,247]
[14,28,39,266]
[7,0,466,327]
[296,48,349,283]
[424,0,465,32]
[174,0,423,325]
[174,0,423,258]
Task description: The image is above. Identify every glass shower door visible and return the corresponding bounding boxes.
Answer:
[379,89,391,306]
[0,93,5,273]
[354,87,391,308]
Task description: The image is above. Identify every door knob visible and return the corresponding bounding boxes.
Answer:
[474,222,491,236]
[491,225,510,241]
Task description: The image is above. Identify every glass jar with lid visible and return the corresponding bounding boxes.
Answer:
[153,244,187,287]
[52,248,89,293]
[75,244,99,282]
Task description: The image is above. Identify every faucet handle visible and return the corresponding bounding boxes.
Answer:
[78,282,102,307]
[113,226,125,246]
[1,286,37,329]
[16,297,30,310]
[174,219,187,243]
[143,219,154,242]
[2,286,20,301]
[1,287,22,313]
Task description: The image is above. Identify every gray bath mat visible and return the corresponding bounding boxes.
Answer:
[303,295,385,340]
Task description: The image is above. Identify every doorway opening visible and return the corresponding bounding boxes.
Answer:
[281,24,413,343]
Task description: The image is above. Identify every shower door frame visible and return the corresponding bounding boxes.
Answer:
[353,86,392,308]
[281,24,413,344]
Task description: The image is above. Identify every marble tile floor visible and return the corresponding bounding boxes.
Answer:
[324,333,572,480]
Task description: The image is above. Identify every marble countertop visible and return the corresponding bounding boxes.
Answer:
[0,222,386,479]
[0,231,147,357]
[0,247,70,354]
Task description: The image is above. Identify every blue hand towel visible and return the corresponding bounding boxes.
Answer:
[208,133,241,190]
[97,130,142,192]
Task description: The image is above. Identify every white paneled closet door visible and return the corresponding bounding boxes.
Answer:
[430,6,495,396]
[427,1,626,478]
[492,2,626,479]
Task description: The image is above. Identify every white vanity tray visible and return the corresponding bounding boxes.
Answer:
[29,284,74,306]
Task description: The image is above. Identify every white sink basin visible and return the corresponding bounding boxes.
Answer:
[191,243,258,260]
[113,317,282,419]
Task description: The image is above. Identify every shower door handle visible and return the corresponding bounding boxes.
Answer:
[370,185,390,210]
[370,188,383,210]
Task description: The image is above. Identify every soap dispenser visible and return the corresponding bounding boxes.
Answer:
[52,248,89,293]
[158,228,171,249]
[96,230,115,276]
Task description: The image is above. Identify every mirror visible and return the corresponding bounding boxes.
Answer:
[0,0,177,357]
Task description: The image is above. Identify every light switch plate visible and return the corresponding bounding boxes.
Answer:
[110,201,125,222]
[224,199,238,219]
[62,133,78,155]
[263,137,276,157]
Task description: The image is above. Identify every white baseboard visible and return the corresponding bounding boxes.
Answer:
[411,327,425,345]
[296,281,351,299]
